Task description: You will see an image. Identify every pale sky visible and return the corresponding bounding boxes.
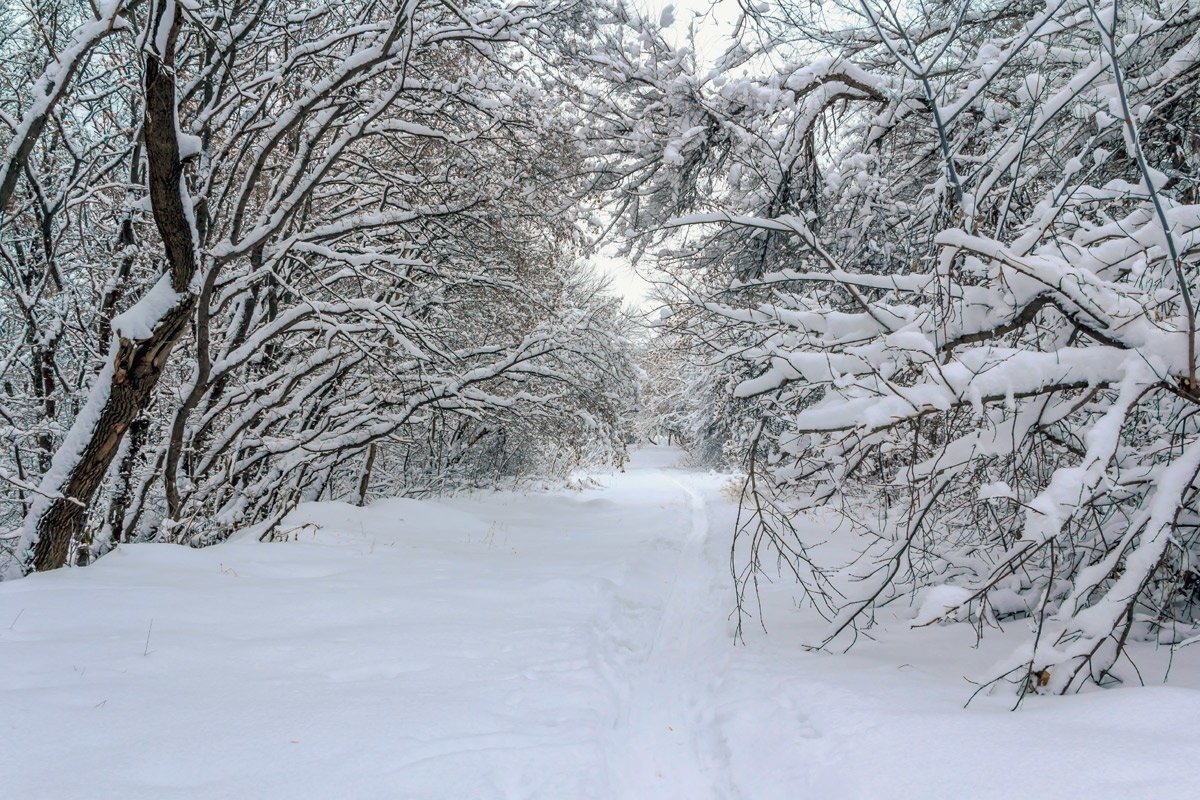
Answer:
[591,0,740,311]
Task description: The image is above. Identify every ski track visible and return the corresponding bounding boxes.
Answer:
[606,473,739,800]
[4,447,1200,799]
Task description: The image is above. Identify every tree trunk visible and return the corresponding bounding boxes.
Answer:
[355,444,378,507]
[29,309,195,571]
[22,1,198,573]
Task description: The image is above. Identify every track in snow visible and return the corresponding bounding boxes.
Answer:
[607,472,739,799]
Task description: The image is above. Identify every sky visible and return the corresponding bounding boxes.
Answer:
[590,1,741,311]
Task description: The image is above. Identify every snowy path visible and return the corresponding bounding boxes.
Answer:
[4,448,1200,799]
[608,474,739,799]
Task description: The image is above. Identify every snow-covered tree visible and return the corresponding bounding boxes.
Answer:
[1,0,636,574]
[596,0,1200,697]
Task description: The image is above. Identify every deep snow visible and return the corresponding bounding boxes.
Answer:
[3,447,1199,798]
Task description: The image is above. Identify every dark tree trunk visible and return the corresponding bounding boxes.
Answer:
[356,444,378,507]
[25,1,198,572]
[30,308,194,571]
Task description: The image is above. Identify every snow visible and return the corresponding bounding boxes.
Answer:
[911,585,973,627]
[152,0,177,58]
[109,272,181,341]
[177,132,203,160]
[3,448,1199,798]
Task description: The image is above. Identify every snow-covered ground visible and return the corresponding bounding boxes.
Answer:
[3,447,1199,799]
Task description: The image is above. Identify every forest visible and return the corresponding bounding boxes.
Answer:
[2,0,1199,796]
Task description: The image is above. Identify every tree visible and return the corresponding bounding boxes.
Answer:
[1,0,636,575]
[597,0,1200,698]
